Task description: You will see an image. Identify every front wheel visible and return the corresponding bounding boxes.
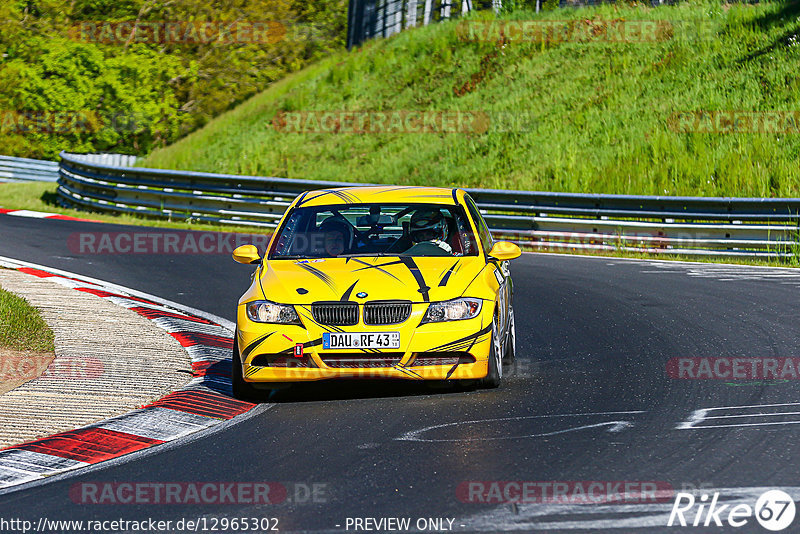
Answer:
[232,338,260,400]
[504,306,516,367]
[480,312,503,389]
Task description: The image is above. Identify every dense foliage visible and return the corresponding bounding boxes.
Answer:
[0,0,346,158]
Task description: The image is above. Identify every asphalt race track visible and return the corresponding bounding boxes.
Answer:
[1,214,800,533]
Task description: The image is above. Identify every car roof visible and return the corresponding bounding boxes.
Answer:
[294,186,462,208]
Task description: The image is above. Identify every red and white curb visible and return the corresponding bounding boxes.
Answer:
[0,208,100,223]
[0,256,256,491]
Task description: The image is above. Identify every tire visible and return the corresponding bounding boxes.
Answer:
[480,311,503,389]
[232,338,260,401]
[504,306,516,367]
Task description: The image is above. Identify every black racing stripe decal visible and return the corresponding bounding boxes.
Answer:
[298,308,346,333]
[297,262,337,291]
[433,337,489,354]
[340,281,358,301]
[445,362,460,379]
[414,194,455,200]
[451,188,459,204]
[295,191,310,206]
[326,190,351,203]
[393,365,423,380]
[377,186,414,193]
[438,261,459,287]
[311,189,358,205]
[405,367,424,379]
[447,317,488,379]
[429,323,492,352]
[353,259,405,269]
[461,317,485,354]
[245,367,260,378]
[338,189,359,203]
[242,331,276,359]
[297,190,335,206]
[350,258,404,282]
[400,257,430,302]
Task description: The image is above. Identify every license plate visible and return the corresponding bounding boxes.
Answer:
[322,332,400,350]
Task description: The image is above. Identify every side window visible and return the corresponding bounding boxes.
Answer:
[272,210,302,256]
[464,195,493,255]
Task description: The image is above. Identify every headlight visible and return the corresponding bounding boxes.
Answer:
[246,300,301,325]
[421,298,482,323]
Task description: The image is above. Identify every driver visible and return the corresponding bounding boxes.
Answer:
[409,208,452,254]
[318,218,352,256]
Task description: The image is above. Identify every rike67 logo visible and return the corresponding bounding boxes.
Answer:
[668,490,796,531]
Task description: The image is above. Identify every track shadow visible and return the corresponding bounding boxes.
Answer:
[735,0,800,64]
[747,0,800,33]
[223,353,525,403]
[39,189,61,207]
[259,378,478,403]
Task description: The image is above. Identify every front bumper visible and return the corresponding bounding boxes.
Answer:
[236,302,493,382]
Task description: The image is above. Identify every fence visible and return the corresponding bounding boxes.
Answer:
[0,154,137,184]
[347,0,499,48]
[0,156,59,183]
[56,151,800,258]
[68,153,138,167]
[345,0,705,49]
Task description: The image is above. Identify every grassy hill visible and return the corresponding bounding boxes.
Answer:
[142,0,800,197]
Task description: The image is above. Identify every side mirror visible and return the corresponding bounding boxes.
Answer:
[233,244,262,265]
[488,241,521,261]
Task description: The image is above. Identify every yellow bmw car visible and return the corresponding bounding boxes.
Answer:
[231,186,521,398]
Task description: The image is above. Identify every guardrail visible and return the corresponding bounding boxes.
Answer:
[68,153,138,167]
[0,156,59,183]
[57,151,800,258]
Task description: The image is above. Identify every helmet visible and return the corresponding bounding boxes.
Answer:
[410,208,447,243]
[318,217,352,256]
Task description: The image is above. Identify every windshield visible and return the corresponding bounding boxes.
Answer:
[269,203,479,259]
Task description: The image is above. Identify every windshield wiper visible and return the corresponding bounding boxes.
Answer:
[341,252,395,257]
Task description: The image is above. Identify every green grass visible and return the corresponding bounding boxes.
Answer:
[0,182,265,233]
[0,285,54,352]
[142,0,800,197]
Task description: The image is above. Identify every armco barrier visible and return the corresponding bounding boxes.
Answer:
[0,156,59,183]
[0,154,136,183]
[56,151,800,258]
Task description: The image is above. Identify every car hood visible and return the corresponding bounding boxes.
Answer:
[258,256,486,304]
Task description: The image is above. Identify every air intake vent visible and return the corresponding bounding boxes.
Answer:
[364,301,411,325]
[312,302,359,326]
[320,353,404,368]
[410,352,476,366]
